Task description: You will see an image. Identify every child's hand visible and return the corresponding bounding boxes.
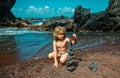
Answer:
[72,33,77,39]
[54,62,58,68]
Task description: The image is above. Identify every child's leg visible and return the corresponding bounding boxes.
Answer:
[48,52,60,58]
[60,53,68,64]
[48,52,54,58]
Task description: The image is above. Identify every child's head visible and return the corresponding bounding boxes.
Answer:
[53,26,66,41]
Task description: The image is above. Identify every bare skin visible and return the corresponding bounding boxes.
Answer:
[48,33,77,68]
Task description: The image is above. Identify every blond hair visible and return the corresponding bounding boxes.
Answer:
[53,26,66,41]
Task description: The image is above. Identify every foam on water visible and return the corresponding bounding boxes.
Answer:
[0,28,52,35]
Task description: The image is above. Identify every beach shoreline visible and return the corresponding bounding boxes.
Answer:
[0,36,120,78]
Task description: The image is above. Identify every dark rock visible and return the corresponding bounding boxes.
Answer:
[66,56,78,72]
[73,5,90,31]
[89,61,100,72]
[44,15,73,31]
[65,42,80,72]
[106,0,120,12]
[73,0,120,31]
[0,0,16,22]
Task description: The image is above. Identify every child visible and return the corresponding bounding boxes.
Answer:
[48,26,77,68]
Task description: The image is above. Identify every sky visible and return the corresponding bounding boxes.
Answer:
[11,0,109,18]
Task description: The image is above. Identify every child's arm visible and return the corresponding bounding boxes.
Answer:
[53,41,58,68]
[71,34,77,44]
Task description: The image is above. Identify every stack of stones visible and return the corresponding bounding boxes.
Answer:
[66,42,82,72]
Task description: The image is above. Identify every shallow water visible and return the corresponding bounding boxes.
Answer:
[28,32,120,59]
[0,28,120,62]
[0,28,53,61]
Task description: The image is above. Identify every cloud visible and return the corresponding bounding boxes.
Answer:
[62,7,74,13]
[44,6,50,9]
[27,6,42,13]
[28,6,37,11]
[12,8,23,11]
[12,5,75,18]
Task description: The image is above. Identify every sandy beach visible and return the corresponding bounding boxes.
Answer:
[0,36,120,78]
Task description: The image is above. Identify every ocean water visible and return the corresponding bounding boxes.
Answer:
[28,19,48,25]
[0,28,120,62]
[0,28,53,61]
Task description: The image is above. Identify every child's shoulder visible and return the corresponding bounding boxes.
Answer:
[53,40,56,44]
[53,40,56,42]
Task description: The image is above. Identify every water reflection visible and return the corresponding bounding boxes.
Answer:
[0,35,17,52]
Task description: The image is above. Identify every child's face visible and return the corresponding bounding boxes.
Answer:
[57,31,65,40]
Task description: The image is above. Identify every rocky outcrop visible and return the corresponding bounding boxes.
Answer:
[0,18,30,27]
[44,15,73,31]
[106,0,120,12]
[0,0,16,22]
[0,0,31,27]
[73,0,120,31]
[73,5,90,29]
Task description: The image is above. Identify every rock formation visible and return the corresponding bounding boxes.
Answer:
[73,5,90,29]
[106,0,120,12]
[0,0,30,27]
[73,0,120,31]
[0,0,16,22]
[44,15,73,31]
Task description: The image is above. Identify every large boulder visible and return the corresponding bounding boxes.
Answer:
[106,0,120,12]
[73,0,120,31]
[73,5,90,30]
[0,0,30,27]
[0,0,16,22]
[44,15,73,31]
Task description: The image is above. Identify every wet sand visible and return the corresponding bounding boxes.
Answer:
[0,36,120,78]
[0,50,21,68]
